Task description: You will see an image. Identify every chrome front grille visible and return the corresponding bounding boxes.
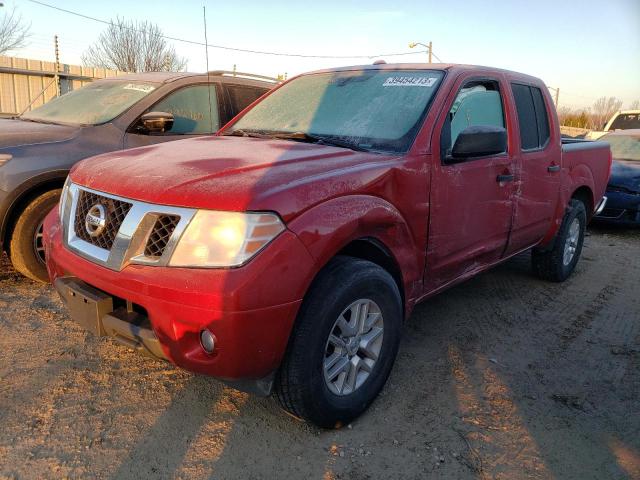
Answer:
[61,183,195,271]
[74,190,133,250]
[144,215,180,258]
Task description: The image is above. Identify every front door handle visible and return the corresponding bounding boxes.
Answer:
[496,174,515,183]
[547,165,561,173]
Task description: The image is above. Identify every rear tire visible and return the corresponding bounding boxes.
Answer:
[276,256,402,428]
[8,189,61,283]
[532,198,586,282]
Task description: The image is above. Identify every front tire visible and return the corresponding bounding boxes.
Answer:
[9,189,61,283]
[532,198,587,282]
[276,256,402,428]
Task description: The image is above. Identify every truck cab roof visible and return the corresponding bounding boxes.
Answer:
[304,63,544,85]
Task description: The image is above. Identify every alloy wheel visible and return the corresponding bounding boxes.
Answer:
[323,299,384,396]
[563,217,581,266]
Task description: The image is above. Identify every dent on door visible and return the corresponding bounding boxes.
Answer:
[425,80,515,290]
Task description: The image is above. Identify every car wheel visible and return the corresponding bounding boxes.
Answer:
[9,189,61,283]
[275,255,402,428]
[532,198,586,282]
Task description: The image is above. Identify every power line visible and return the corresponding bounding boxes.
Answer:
[27,0,430,60]
[560,91,598,101]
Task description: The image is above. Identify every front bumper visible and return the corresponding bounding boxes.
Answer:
[44,208,317,391]
[594,191,640,225]
[54,276,168,360]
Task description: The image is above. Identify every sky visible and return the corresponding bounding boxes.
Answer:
[3,0,639,109]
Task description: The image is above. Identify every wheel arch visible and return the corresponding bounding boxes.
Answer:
[2,171,68,251]
[336,237,406,312]
[539,183,595,251]
[570,185,594,219]
[287,194,423,319]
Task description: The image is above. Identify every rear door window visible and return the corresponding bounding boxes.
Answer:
[512,84,551,150]
[512,84,538,149]
[531,87,550,146]
[227,85,267,116]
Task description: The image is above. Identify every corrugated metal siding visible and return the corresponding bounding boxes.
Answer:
[0,55,125,115]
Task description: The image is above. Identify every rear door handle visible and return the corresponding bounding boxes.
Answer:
[496,174,514,183]
[547,165,561,173]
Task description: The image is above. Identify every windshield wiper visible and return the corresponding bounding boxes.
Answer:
[269,131,370,152]
[18,117,59,125]
[221,129,270,138]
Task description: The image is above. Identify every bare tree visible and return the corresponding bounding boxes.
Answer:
[82,17,186,72]
[590,96,623,130]
[558,106,591,128]
[629,100,640,110]
[0,6,31,55]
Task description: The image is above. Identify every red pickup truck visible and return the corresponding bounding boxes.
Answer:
[44,63,611,427]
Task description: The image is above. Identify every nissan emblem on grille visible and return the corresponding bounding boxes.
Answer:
[85,204,108,238]
[73,190,133,251]
[65,184,193,270]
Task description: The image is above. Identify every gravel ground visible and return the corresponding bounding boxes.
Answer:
[1,226,639,480]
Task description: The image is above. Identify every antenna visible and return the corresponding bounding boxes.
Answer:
[203,6,214,134]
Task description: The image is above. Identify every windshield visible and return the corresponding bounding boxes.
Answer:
[229,69,445,153]
[609,113,640,131]
[21,81,157,126]
[603,134,640,161]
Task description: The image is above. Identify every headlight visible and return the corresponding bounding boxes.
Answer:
[59,176,71,217]
[169,211,285,267]
[0,154,12,167]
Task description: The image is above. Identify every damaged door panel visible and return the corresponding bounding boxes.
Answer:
[426,75,515,290]
[506,83,562,254]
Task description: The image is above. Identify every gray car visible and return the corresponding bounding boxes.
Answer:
[0,70,276,281]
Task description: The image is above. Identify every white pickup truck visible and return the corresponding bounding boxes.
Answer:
[586,110,640,140]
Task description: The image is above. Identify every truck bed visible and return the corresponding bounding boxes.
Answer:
[562,138,611,214]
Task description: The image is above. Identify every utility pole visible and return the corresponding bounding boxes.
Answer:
[54,35,61,97]
[409,41,434,63]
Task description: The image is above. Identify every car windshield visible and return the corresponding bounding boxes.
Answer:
[20,81,157,126]
[603,134,640,161]
[228,69,445,153]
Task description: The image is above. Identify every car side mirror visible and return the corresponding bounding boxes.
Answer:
[140,111,174,134]
[450,125,507,160]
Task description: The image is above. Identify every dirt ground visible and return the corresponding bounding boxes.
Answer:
[1,226,639,480]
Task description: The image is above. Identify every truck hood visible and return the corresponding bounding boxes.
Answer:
[608,160,640,194]
[0,118,80,149]
[70,136,396,220]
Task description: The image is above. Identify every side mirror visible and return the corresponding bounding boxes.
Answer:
[450,125,507,160]
[140,111,174,134]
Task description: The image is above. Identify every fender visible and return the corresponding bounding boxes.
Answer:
[539,164,595,248]
[0,169,69,250]
[287,194,423,310]
[563,163,595,209]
